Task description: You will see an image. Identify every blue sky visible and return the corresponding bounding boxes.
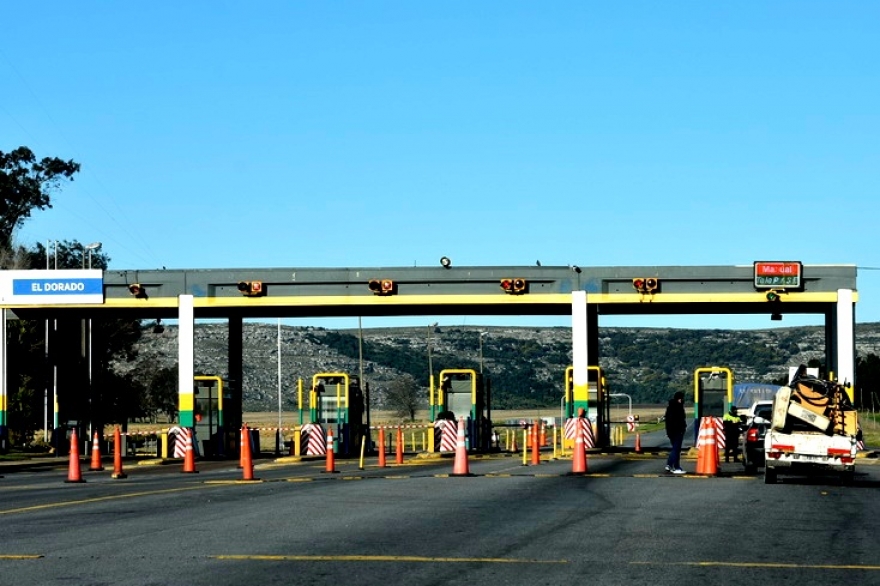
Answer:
[2,2,878,331]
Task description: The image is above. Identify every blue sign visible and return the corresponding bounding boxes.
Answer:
[13,278,104,296]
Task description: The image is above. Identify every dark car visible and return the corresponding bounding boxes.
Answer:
[740,403,773,473]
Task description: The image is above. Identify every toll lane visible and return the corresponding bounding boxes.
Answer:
[1,454,878,586]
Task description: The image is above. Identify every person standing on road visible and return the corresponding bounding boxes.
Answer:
[722,405,741,463]
[665,391,687,474]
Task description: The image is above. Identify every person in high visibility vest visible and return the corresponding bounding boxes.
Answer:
[722,406,742,463]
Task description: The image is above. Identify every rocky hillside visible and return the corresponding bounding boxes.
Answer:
[123,322,880,411]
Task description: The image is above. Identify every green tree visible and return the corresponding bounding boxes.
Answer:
[0,147,80,249]
[856,353,880,409]
[3,240,144,445]
[384,374,421,421]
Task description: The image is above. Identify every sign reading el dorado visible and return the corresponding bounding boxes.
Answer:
[0,269,104,305]
[753,261,802,290]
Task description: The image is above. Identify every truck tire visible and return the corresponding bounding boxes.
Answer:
[841,470,855,485]
[764,466,777,484]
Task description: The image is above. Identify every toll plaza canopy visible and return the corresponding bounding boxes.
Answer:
[1,262,858,320]
[0,262,859,446]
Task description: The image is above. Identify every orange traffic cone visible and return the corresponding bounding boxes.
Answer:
[65,429,85,483]
[89,431,104,471]
[570,426,587,475]
[540,421,547,447]
[396,426,404,465]
[531,420,541,465]
[238,425,245,468]
[241,424,256,481]
[324,427,338,473]
[696,418,718,476]
[451,417,472,476]
[634,432,642,454]
[111,426,127,479]
[182,428,198,473]
[378,428,387,468]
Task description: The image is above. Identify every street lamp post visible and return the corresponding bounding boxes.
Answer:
[44,240,57,442]
[83,242,101,437]
[478,332,488,374]
[427,322,438,385]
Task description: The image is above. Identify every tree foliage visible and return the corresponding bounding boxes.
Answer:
[0,147,80,249]
[2,240,145,444]
[384,374,421,421]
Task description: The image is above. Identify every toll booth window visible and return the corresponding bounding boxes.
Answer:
[700,375,728,417]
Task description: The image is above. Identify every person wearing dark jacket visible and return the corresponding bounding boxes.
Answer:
[665,391,687,474]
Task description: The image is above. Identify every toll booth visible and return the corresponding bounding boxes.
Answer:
[694,367,734,439]
[310,372,365,457]
[564,365,610,447]
[193,376,226,458]
[435,369,491,452]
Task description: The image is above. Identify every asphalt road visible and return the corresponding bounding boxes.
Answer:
[1,449,878,586]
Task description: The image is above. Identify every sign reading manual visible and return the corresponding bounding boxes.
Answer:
[1,270,104,305]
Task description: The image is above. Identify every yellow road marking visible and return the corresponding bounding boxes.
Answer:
[213,554,568,564]
[0,555,43,559]
[632,561,880,570]
[0,485,207,516]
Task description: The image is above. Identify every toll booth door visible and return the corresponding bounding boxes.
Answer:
[194,384,222,458]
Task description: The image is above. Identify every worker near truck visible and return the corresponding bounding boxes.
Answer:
[722,405,741,463]
[664,391,687,474]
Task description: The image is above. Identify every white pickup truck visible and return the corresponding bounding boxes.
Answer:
[763,371,858,485]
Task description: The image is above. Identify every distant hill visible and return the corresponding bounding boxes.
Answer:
[123,322,880,411]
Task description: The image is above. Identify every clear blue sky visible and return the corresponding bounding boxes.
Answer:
[3,2,878,331]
